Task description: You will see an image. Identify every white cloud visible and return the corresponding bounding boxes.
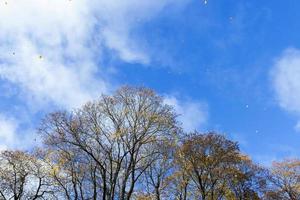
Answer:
[0,114,17,150]
[0,39,106,109]
[0,114,38,150]
[0,0,190,149]
[271,48,300,130]
[0,0,188,109]
[0,0,104,108]
[164,96,208,132]
[272,48,300,113]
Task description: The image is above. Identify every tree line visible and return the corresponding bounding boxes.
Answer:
[0,86,299,200]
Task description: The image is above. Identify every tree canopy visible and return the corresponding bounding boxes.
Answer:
[0,86,299,200]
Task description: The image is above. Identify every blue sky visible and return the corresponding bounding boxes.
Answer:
[1,0,300,165]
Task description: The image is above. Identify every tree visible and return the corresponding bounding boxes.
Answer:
[175,132,242,200]
[3,85,297,200]
[140,140,176,200]
[225,154,266,200]
[167,165,191,200]
[43,148,99,200]
[0,150,55,200]
[264,159,300,200]
[39,86,179,200]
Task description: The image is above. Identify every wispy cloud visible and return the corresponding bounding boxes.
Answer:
[0,0,106,108]
[0,0,189,109]
[253,144,300,167]
[0,0,190,149]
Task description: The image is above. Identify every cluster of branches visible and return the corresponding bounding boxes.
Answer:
[0,86,299,200]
